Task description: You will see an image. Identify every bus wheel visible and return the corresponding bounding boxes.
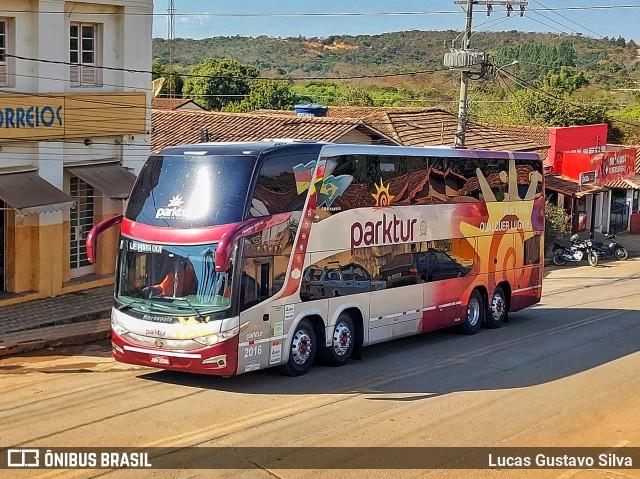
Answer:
[485,286,507,329]
[320,313,355,367]
[282,319,316,377]
[458,290,484,335]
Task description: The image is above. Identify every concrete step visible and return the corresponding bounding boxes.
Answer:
[0,317,111,357]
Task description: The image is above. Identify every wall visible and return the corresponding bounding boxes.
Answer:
[0,0,152,300]
[549,124,608,169]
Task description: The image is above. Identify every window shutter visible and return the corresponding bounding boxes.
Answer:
[0,64,6,87]
[81,65,96,85]
[70,64,79,85]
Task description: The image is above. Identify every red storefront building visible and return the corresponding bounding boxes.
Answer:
[543,124,640,235]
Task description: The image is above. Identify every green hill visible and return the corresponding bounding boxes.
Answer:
[152,30,639,80]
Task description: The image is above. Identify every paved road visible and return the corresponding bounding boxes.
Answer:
[1,259,640,479]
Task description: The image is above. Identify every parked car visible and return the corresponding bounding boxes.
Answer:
[379,252,428,287]
[379,249,471,288]
[300,262,385,300]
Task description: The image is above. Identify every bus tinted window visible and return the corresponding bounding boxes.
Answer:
[323,155,371,211]
[425,241,472,282]
[251,155,308,217]
[479,159,509,202]
[428,158,447,204]
[126,155,254,227]
[516,159,544,200]
[447,158,480,202]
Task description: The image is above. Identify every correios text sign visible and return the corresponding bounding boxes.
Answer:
[0,104,63,129]
[0,93,146,142]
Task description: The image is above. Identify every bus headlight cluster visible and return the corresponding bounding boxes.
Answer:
[193,326,239,346]
[111,317,129,337]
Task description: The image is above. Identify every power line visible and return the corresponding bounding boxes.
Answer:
[527,8,584,36]
[3,5,640,16]
[529,0,604,38]
[6,53,444,81]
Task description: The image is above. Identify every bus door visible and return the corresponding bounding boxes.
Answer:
[237,258,275,373]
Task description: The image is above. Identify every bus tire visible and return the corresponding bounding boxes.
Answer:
[458,289,484,335]
[281,319,316,377]
[485,286,507,329]
[319,313,355,367]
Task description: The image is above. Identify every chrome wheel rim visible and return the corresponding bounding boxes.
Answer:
[467,297,480,327]
[491,294,505,322]
[291,329,312,365]
[332,321,352,357]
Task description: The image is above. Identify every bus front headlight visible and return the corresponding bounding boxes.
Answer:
[193,326,239,346]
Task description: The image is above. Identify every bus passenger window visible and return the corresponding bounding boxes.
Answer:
[447,158,479,203]
[479,159,509,202]
[515,159,543,200]
[428,158,447,204]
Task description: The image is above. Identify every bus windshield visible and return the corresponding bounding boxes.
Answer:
[125,155,256,228]
[116,239,233,317]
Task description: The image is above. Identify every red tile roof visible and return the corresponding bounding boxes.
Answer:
[151,98,204,110]
[482,123,550,162]
[279,106,546,152]
[151,109,398,152]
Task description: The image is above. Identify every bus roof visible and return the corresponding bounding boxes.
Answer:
[157,141,540,161]
[157,141,325,158]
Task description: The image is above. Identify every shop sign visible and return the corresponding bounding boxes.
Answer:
[579,170,597,186]
[593,149,636,184]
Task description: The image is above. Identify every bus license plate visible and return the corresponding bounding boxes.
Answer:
[150,355,170,365]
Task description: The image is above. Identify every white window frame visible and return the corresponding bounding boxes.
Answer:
[0,18,15,88]
[70,22,102,87]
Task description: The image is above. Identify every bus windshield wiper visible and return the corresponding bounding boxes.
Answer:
[177,297,206,321]
[116,299,149,312]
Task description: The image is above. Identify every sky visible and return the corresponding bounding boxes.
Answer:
[152,1,640,43]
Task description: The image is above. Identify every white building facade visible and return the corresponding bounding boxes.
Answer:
[0,0,152,301]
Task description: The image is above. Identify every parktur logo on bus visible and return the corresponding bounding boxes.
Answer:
[156,195,188,220]
[351,214,418,248]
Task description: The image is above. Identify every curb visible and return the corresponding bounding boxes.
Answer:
[0,317,111,358]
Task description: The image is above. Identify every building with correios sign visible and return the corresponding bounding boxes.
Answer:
[0,0,152,302]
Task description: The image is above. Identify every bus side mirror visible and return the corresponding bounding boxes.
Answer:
[215,220,260,272]
[86,214,124,264]
[215,212,293,272]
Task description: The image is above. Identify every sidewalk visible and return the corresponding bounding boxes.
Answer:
[0,285,113,357]
[1,231,639,359]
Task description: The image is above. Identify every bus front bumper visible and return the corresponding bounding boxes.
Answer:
[111,331,239,376]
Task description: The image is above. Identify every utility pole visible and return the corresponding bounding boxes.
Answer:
[448,1,528,147]
[167,0,177,99]
[455,0,474,148]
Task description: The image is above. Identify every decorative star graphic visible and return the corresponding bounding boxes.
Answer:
[167,195,184,208]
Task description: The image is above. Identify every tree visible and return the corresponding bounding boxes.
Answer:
[182,58,259,110]
[541,67,588,95]
[336,87,375,106]
[224,79,294,112]
[544,199,571,255]
[517,89,609,127]
[152,61,184,97]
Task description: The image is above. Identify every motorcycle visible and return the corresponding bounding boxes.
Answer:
[591,233,628,261]
[552,234,599,267]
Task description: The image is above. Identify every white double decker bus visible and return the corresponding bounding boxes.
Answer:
[88,141,544,376]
